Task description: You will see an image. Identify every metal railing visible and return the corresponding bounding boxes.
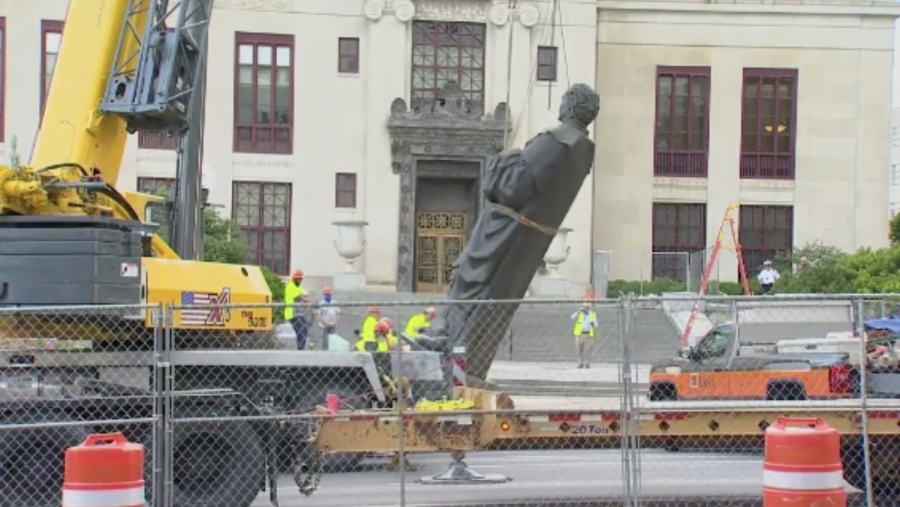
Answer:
[0,294,897,507]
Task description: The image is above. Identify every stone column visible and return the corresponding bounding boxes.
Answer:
[362,0,414,289]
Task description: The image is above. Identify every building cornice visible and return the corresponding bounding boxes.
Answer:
[597,0,900,17]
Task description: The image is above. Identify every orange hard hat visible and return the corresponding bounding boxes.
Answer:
[378,317,393,328]
[291,270,304,280]
[375,319,392,334]
[367,306,381,314]
[322,287,332,295]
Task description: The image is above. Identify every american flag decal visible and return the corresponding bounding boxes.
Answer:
[180,288,231,326]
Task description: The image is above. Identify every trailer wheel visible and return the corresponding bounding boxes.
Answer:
[173,420,263,507]
[0,411,89,507]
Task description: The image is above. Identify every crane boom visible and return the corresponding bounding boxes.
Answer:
[0,0,271,329]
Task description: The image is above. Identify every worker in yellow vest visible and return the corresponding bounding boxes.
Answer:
[404,307,436,339]
[355,318,398,352]
[283,270,309,350]
[570,303,598,369]
[358,306,380,340]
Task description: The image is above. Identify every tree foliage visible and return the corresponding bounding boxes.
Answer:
[150,198,282,297]
[606,241,900,296]
[890,212,900,246]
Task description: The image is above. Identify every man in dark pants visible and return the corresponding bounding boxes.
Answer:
[284,270,309,349]
[756,260,780,294]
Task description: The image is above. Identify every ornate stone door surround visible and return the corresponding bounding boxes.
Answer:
[387,87,508,292]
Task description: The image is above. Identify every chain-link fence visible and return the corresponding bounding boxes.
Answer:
[593,250,705,297]
[0,295,897,507]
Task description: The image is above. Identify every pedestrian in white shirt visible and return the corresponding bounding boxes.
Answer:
[316,287,340,350]
[757,260,780,294]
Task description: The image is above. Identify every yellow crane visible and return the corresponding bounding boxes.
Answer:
[0,0,271,343]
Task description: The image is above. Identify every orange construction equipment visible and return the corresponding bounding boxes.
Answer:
[680,203,751,347]
[762,418,846,507]
[63,433,145,507]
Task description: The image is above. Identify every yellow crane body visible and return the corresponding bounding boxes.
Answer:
[0,0,271,342]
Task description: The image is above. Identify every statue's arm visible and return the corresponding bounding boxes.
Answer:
[484,132,565,210]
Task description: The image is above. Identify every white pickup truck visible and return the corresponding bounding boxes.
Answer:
[736,321,900,396]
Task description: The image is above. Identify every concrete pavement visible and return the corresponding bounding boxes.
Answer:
[251,448,863,507]
[487,361,650,397]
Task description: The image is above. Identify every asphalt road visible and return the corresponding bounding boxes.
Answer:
[251,449,861,507]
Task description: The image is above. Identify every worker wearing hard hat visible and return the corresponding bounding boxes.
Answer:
[358,306,380,341]
[404,307,437,339]
[571,303,598,369]
[355,317,398,352]
[316,287,340,350]
[284,270,309,350]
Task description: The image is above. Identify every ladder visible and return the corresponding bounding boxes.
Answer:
[680,204,751,347]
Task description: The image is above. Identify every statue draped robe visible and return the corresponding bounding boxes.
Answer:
[440,121,596,382]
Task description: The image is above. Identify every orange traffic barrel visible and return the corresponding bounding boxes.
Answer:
[763,417,846,507]
[62,432,145,507]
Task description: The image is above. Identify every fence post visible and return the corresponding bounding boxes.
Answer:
[617,296,641,507]
[854,297,874,507]
[161,305,175,507]
[151,304,166,507]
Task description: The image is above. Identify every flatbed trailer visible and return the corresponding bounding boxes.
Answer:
[311,390,900,500]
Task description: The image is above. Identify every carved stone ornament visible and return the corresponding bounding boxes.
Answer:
[333,221,368,273]
[215,0,291,11]
[486,1,540,27]
[387,81,509,292]
[413,0,489,22]
[543,227,572,279]
[363,0,385,20]
[394,0,416,21]
[517,3,540,27]
[488,2,510,25]
[364,0,416,21]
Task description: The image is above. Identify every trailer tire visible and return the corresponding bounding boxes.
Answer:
[173,420,263,507]
[0,411,89,507]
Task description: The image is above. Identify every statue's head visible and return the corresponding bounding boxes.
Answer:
[558,84,600,128]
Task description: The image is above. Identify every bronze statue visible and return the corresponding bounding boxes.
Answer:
[425,83,601,383]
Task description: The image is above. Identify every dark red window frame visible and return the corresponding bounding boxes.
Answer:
[738,204,794,274]
[653,66,710,178]
[338,37,360,74]
[0,17,6,142]
[740,68,798,180]
[234,33,294,154]
[536,46,557,82]
[335,173,357,208]
[41,20,64,119]
[232,180,292,274]
[137,177,175,195]
[138,132,180,150]
[651,202,707,280]
[411,21,486,112]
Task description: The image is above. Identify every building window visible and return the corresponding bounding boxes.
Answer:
[138,132,180,150]
[338,37,359,74]
[892,164,900,186]
[0,17,5,142]
[653,67,710,177]
[234,33,294,154]
[137,177,175,196]
[739,205,793,275]
[740,69,797,179]
[652,203,707,280]
[232,181,292,274]
[536,46,558,82]
[411,21,485,112]
[41,20,64,117]
[335,173,357,208]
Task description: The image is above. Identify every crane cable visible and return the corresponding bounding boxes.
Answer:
[508,0,571,145]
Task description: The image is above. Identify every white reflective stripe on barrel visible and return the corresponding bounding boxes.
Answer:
[763,470,845,491]
[62,486,145,507]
